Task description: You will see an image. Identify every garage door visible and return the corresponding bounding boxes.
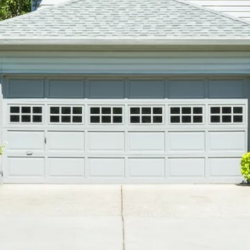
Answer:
[1,77,248,183]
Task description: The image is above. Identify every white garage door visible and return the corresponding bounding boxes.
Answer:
[1,77,248,183]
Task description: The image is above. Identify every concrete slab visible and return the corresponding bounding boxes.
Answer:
[125,217,250,250]
[123,184,250,218]
[0,185,121,216]
[0,216,123,250]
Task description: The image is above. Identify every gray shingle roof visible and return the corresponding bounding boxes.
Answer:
[1,0,250,42]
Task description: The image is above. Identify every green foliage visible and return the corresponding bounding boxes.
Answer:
[0,0,31,21]
[241,152,250,182]
[0,145,3,156]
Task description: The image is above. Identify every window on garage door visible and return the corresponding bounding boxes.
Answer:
[209,105,244,124]
[9,105,43,124]
[169,106,204,124]
[49,105,84,124]
[89,106,123,124]
[129,106,164,124]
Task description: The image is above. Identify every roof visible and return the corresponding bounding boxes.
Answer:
[1,0,250,46]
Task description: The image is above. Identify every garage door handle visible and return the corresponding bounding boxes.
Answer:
[26,151,33,155]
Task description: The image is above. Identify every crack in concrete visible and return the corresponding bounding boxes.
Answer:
[121,185,125,250]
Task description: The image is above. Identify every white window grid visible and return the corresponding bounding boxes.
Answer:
[209,105,244,124]
[9,105,43,124]
[169,105,204,124]
[48,105,84,124]
[129,106,164,124]
[89,106,124,124]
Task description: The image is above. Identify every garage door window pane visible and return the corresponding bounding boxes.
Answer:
[211,116,220,123]
[210,105,244,124]
[170,107,180,114]
[102,107,111,114]
[234,116,243,123]
[10,115,19,122]
[33,115,42,123]
[50,116,60,123]
[142,107,151,114]
[182,116,191,123]
[193,116,202,123]
[153,116,163,123]
[130,106,163,124]
[72,116,82,123]
[73,107,82,114]
[22,107,31,113]
[51,107,60,114]
[113,116,122,123]
[233,107,243,114]
[153,107,162,114]
[170,106,203,124]
[222,107,231,114]
[182,107,191,114]
[90,107,100,114]
[90,106,123,124]
[62,107,71,114]
[142,116,151,123]
[131,107,140,114]
[170,116,180,123]
[113,107,122,114]
[90,116,100,123]
[193,107,202,114]
[10,107,20,113]
[33,107,42,114]
[9,105,43,124]
[130,116,140,123]
[211,107,220,114]
[22,115,31,122]
[222,116,231,123]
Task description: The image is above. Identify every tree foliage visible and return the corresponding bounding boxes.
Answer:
[0,0,31,21]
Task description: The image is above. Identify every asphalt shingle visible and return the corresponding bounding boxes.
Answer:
[0,0,250,39]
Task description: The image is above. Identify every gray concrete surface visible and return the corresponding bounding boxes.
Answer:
[0,184,249,250]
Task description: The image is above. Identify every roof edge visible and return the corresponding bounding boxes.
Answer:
[1,38,250,46]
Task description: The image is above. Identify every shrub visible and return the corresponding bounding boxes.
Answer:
[241,152,250,183]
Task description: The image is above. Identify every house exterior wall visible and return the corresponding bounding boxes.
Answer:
[0,51,249,183]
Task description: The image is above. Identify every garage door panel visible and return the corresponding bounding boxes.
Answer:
[208,131,246,151]
[208,79,245,98]
[128,80,165,98]
[48,158,84,177]
[48,79,84,98]
[169,158,205,177]
[88,158,124,177]
[48,131,85,151]
[7,79,44,98]
[168,79,205,98]
[128,158,165,178]
[8,157,45,177]
[128,132,165,152]
[168,132,205,152]
[88,80,125,98]
[209,158,241,177]
[8,131,44,151]
[88,132,125,152]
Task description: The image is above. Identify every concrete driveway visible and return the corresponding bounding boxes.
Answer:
[0,185,250,250]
